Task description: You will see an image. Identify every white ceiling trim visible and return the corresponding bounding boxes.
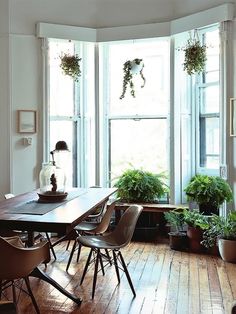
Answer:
[36,3,234,42]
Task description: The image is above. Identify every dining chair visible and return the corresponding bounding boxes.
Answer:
[66,198,117,271]
[0,236,50,314]
[4,193,57,259]
[77,204,143,299]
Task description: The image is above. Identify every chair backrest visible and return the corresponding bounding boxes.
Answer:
[88,199,117,235]
[0,236,50,280]
[110,205,143,247]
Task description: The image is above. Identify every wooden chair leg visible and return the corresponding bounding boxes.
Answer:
[112,250,120,283]
[92,249,100,299]
[66,240,77,272]
[66,240,71,250]
[24,277,40,314]
[105,249,112,265]
[11,282,17,306]
[45,232,57,260]
[76,243,82,263]
[118,251,136,297]
[80,249,93,285]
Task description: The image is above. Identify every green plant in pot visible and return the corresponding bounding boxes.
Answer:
[164,208,187,251]
[201,211,236,262]
[60,53,82,82]
[183,208,208,253]
[184,174,233,215]
[114,168,168,203]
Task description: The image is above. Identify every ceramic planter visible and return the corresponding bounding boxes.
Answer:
[187,226,204,253]
[218,238,236,262]
[168,232,187,251]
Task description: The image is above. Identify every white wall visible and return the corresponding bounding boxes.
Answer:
[0,0,236,198]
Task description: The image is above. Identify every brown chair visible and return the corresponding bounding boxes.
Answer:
[4,193,57,259]
[0,236,50,314]
[78,204,143,299]
[66,199,117,271]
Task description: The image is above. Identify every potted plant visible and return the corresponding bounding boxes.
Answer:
[113,168,169,240]
[164,208,187,250]
[182,37,207,75]
[201,211,236,262]
[183,208,208,253]
[60,53,82,82]
[119,58,146,99]
[184,174,233,215]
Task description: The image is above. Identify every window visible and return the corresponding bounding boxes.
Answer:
[100,39,170,193]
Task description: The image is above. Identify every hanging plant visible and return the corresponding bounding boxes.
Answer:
[60,53,82,82]
[120,58,146,99]
[181,31,207,75]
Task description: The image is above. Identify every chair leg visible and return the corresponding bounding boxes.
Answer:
[92,249,100,299]
[24,277,40,314]
[66,240,71,250]
[99,252,105,276]
[80,248,93,285]
[105,249,112,265]
[45,232,57,260]
[12,281,17,306]
[112,250,120,283]
[76,243,82,263]
[118,251,136,297]
[66,240,77,272]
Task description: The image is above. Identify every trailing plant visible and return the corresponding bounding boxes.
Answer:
[120,58,146,99]
[201,211,236,248]
[181,31,207,75]
[184,174,233,212]
[113,168,168,203]
[164,208,185,234]
[60,53,82,82]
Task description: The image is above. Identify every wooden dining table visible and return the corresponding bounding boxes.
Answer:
[0,187,117,305]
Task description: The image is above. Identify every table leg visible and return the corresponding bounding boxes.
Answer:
[30,267,82,305]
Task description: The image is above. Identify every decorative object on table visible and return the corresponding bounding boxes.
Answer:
[184,174,233,215]
[17,110,37,134]
[182,208,208,253]
[120,58,146,99]
[164,208,187,251]
[201,211,236,262]
[180,30,207,75]
[60,53,82,82]
[38,141,69,202]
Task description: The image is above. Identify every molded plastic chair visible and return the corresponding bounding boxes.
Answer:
[0,236,50,313]
[66,199,117,271]
[78,204,143,299]
[4,193,57,259]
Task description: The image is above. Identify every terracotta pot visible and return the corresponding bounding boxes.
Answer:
[218,238,236,262]
[187,227,204,253]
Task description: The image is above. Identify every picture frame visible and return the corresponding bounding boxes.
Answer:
[18,110,37,133]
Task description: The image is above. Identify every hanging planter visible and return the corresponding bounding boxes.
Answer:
[182,30,207,75]
[59,53,82,82]
[120,58,146,99]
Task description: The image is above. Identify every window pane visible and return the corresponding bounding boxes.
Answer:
[110,119,168,179]
[203,29,219,83]
[200,85,219,114]
[200,117,219,168]
[107,39,169,116]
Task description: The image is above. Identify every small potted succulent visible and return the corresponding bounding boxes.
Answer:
[120,58,146,99]
[164,208,187,251]
[184,174,233,215]
[182,37,207,75]
[60,53,82,82]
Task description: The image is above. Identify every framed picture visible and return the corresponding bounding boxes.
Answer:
[18,110,37,133]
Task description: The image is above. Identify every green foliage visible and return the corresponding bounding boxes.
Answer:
[164,208,185,233]
[201,211,236,248]
[120,58,146,99]
[60,53,82,82]
[113,168,168,203]
[182,39,207,75]
[182,208,208,229]
[184,174,233,208]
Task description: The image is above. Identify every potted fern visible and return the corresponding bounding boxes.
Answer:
[119,58,146,99]
[60,53,82,82]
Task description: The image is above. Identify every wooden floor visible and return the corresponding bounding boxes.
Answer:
[3,236,236,314]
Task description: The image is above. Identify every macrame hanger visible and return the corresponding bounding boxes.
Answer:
[193,29,200,42]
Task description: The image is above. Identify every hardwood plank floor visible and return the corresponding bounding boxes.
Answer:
[3,236,236,313]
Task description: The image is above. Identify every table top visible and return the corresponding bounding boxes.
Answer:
[0,187,117,234]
